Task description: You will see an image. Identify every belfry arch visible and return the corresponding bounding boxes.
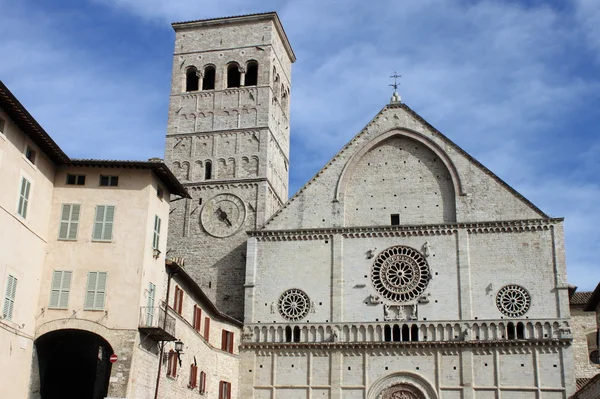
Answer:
[336,129,463,226]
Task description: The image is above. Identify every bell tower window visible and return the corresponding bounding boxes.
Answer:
[245,61,258,86]
[202,66,215,90]
[186,67,199,92]
[204,161,212,180]
[227,64,241,88]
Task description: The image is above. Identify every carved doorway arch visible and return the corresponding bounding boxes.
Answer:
[381,384,426,399]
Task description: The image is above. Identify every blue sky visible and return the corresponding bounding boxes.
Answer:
[1,0,598,289]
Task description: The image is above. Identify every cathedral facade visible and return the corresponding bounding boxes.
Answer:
[164,12,575,399]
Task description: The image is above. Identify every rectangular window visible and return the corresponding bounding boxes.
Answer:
[25,145,36,164]
[193,305,202,332]
[84,272,107,310]
[99,175,118,187]
[93,205,115,241]
[66,174,86,185]
[146,282,156,325]
[153,215,161,250]
[0,118,5,134]
[17,177,31,218]
[173,286,183,315]
[199,371,206,394]
[49,271,72,309]
[391,214,400,225]
[58,204,81,240]
[157,186,164,199]
[188,364,198,388]
[2,275,17,320]
[204,317,211,341]
[219,381,231,399]
[221,330,234,353]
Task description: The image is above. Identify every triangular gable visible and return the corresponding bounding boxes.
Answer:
[261,103,548,231]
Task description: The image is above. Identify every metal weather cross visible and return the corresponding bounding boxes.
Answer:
[389,72,401,91]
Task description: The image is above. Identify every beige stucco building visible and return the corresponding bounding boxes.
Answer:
[0,80,242,399]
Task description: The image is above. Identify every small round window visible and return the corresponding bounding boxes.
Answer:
[496,285,531,318]
[278,289,311,322]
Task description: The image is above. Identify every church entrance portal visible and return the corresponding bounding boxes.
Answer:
[381,384,426,399]
[35,329,113,399]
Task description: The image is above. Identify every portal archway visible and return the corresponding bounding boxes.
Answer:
[368,372,438,399]
[35,329,113,399]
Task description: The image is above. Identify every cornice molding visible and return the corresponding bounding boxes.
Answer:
[249,218,563,241]
[241,338,569,355]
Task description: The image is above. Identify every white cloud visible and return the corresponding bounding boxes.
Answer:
[1,0,598,288]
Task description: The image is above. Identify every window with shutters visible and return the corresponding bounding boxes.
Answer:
[146,282,156,325]
[93,205,115,241]
[167,350,178,378]
[199,371,206,394]
[3,275,17,320]
[99,175,118,186]
[152,215,161,250]
[17,177,31,218]
[173,286,183,315]
[49,271,72,309]
[84,272,107,310]
[193,305,202,332]
[58,204,81,240]
[188,364,198,388]
[221,330,234,353]
[219,381,231,399]
[204,317,211,341]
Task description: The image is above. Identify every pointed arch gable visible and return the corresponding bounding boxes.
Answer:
[335,128,464,202]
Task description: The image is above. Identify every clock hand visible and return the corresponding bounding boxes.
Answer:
[217,207,233,227]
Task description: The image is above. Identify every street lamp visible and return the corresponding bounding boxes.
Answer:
[174,340,184,367]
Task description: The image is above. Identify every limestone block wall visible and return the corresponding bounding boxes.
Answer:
[239,345,574,399]
[570,306,600,378]
[263,104,546,231]
[245,222,567,325]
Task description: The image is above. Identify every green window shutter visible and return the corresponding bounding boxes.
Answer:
[103,206,115,240]
[153,215,161,249]
[93,206,114,241]
[49,271,62,308]
[68,205,80,240]
[94,272,107,309]
[93,206,105,240]
[59,271,72,308]
[18,178,31,218]
[3,275,17,320]
[59,205,71,239]
[85,272,97,309]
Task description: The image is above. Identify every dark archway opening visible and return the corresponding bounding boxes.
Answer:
[245,61,258,86]
[186,68,199,92]
[204,161,212,180]
[36,329,113,399]
[202,66,215,90]
[227,64,241,88]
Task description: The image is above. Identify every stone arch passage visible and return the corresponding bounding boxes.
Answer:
[34,329,113,399]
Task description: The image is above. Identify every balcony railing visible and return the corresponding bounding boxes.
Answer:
[242,319,571,344]
[138,306,176,341]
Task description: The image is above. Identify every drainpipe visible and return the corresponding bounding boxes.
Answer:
[153,266,175,399]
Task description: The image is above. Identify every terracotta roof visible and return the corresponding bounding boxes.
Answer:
[573,374,600,398]
[0,80,69,164]
[571,291,593,306]
[68,159,190,198]
[584,282,600,311]
[166,259,243,326]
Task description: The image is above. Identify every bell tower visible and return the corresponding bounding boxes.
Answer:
[164,12,295,319]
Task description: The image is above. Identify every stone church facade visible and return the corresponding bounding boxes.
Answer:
[164,12,575,399]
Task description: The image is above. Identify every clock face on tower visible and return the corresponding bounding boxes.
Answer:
[200,194,247,238]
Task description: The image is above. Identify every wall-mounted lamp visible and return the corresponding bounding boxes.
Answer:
[174,340,184,367]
